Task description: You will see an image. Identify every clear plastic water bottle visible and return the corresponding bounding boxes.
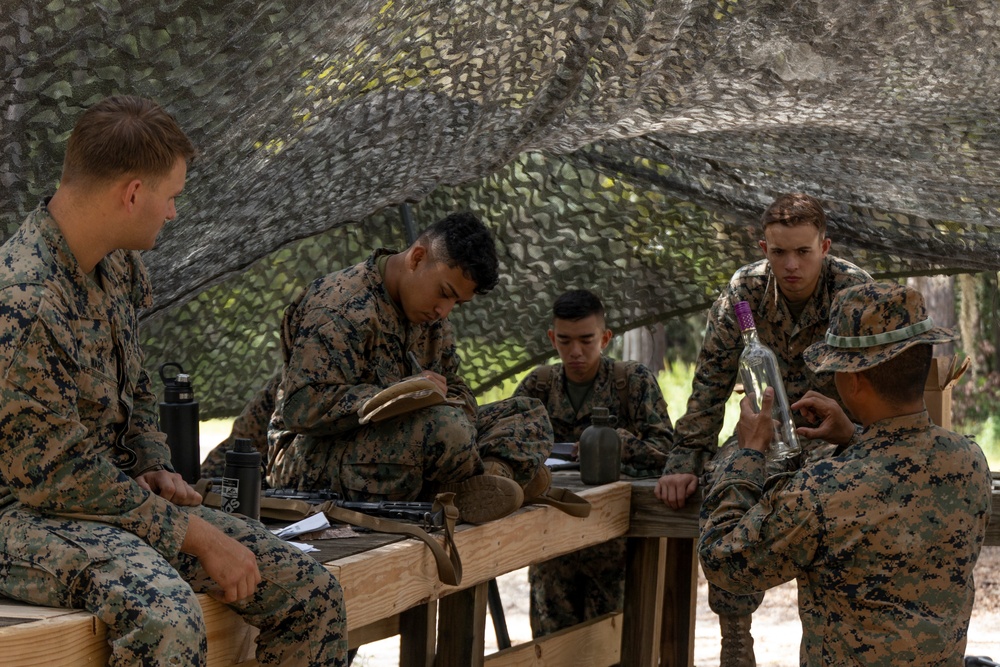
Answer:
[734,301,801,462]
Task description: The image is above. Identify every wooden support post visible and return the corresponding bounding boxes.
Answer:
[436,582,488,667]
[660,538,698,667]
[620,536,666,666]
[400,601,436,667]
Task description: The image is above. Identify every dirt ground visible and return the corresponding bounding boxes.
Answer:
[352,545,1000,666]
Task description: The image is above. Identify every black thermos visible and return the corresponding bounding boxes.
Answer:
[222,438,261,521]
[159,362,200,484]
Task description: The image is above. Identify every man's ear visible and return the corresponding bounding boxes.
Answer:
[547,328,557,348]
[758,239,768,255]
[820,236,832,256]
[600,328,613,349]
[408,244,428,271]
[120,178,143,214]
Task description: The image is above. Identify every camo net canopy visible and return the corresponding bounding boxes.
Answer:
[4,0,1000,417]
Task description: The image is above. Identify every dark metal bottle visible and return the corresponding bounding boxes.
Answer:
[222,438,261,521]
[579,406,621,485]
[158,362,200,484]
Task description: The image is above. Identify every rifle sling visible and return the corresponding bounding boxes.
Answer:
[315,492,463,586]
[202,490,463,586]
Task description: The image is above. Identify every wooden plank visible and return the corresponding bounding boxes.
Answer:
[349,615,399,650]
[0,611,108,666]
[627,480,700,539]
[328,481,631,631]
[620,537,665,666]
[661,537,698,667]
[399,603,435,667]
[437,582,488,667]
[483,613,621,667]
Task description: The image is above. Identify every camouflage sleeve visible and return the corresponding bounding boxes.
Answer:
[698,450,819,595]
[512,367,542,400]
[663,290,742,477]
[618,363,673,478]
[0,291,188,558]
[280,309,383,437]
[435,321,477,421]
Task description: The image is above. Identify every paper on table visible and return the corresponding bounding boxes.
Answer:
[287,541,319,553]
[272,512,330,540]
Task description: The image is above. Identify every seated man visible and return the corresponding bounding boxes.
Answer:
[514,289,674,637]
[267,212,553,524]
[0,96,346,666]
[700,282,992,664]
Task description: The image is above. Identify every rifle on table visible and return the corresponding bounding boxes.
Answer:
[262,488,446,530]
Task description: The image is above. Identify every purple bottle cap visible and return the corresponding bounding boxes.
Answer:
[734,301,756,332]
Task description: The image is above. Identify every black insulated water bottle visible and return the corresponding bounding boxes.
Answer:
[159,362,200,484]
[222,438,261,521]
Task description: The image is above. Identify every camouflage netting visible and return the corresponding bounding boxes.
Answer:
[3,0,999,417]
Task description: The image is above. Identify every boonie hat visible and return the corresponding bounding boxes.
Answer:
[803,282,958,374]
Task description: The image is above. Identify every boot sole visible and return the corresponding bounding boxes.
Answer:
[442,475,524,524]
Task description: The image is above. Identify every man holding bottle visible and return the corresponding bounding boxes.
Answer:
[654,193,871,665]
[700,282,991,664]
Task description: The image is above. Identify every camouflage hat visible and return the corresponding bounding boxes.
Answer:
[803,282,958,373]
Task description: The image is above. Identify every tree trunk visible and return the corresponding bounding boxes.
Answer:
[907,275,956,358]
[621,325,666,375]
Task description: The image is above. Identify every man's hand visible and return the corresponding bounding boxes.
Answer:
[654,473,699,509]
[137,469,202,507]
[791,390,855,445]
[413,370,447,395]
[737,388,775,454]
[181,515,261,603]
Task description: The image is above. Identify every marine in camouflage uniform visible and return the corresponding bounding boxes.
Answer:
[0,97,346,666]
[0,203,347,666]
[699,282,992,665]
[200,367,282,480]
[516,355,673,637]
[656,194,872,664]
[267,234,551,506]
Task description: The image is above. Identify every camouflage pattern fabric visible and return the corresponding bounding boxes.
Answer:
[515,356,673,637]
[200,368,282,480]
[699,412,991,664]
[267,249,551,500]
[663,255,872,478]
[0,205,346,666]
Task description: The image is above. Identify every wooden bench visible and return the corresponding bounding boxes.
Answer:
[1,474,996,666]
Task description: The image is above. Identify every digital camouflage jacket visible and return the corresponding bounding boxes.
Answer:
[0,204,187,558]
[271,249,477,446]
[699,411,992,665]
[664,256,871,477]
[515,356,673,477]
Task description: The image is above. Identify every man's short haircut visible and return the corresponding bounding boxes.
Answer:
[61,95,196,187]
[553,289,605,322]
[859,344,933,405]
[760,193,827,236]
[418,211,499,294]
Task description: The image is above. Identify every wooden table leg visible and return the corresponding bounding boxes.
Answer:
[621,536,666,666]
[400,600,436,667]
[660,537,697,667]
[436,582,488,667]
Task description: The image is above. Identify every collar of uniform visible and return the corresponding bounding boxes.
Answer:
[36,203,111,317]
[856,410,935,449]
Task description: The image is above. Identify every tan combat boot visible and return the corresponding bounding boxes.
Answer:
[442,458,523,524]
[719,614,756,667]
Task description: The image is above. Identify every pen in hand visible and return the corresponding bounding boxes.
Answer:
[407,350,422,375]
